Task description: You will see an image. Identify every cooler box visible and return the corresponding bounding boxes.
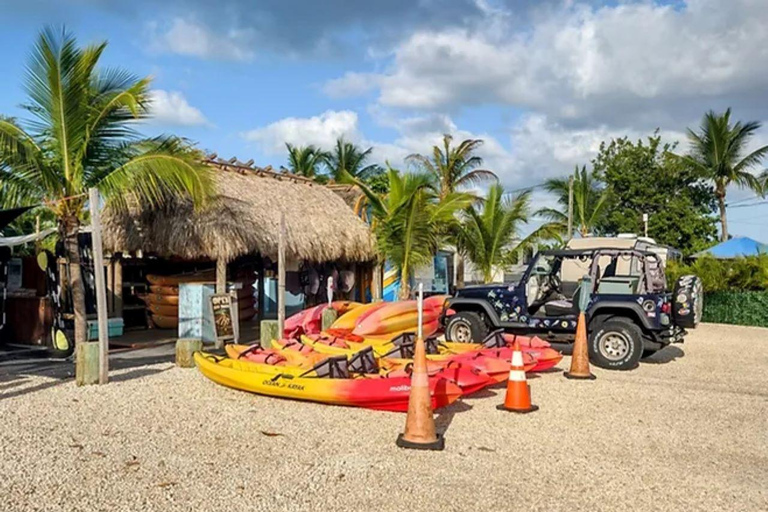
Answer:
[87,317,124,340]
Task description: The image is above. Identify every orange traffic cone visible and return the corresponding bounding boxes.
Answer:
[564,312,596,380]
[497,339,538,413]
[396,334,445,450]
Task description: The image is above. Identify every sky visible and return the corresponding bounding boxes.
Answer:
[0,0,766,242]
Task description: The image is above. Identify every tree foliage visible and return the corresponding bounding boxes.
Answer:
[593,135,718,255]
[673,109,768,241]
[0,27,213,343]
[351,168,472,298]
[537,165,608,238]
[406,134,497,198]
[323,138,379,183]
[285,143,328,182]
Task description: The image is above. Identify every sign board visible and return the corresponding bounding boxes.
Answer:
[209,294,236,343]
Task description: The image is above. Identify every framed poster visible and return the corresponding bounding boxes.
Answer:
[209,293,235,344]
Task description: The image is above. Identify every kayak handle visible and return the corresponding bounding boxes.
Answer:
[270,373,294,382]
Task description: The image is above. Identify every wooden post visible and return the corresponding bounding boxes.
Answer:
[256,256,264,325]
[175,338,202,368]
[277,213,286,338]
[114,257,123,318]
[321,275,337,330]
[89,188,109,385]
[372,262,382,301]
[106,259,114,315]
[216,258,227,294]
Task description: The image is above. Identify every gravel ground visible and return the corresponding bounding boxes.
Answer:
[1,323,767,512]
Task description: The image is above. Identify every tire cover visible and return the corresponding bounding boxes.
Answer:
[673,275,703,328]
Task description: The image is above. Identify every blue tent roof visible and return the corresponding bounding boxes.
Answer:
[692,237,768,259]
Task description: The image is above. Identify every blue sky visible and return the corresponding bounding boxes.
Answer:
[1,0,766,242]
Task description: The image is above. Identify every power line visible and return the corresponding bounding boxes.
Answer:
[728,200,768,209]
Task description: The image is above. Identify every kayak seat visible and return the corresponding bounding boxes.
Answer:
[348,346,379,374]
[482,329,507,349]
[244,352,287,365]
[390,332,440,355]
[302,355,350,379]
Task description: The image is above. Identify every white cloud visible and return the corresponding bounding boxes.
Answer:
[328,0,768,128]
[241,110,361,154]
[147,18,254,61]
[148,90,209,126]
[323,72,379,98]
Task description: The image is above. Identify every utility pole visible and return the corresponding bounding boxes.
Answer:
[642,213,649,238]
[567,176,574,240]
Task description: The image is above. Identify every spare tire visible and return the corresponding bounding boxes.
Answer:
[673,275,703,329]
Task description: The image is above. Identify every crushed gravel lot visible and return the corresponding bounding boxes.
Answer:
[1,323,767,512]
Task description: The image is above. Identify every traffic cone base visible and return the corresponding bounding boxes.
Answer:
[496,403,539,414]
[563,371,596,380]
[396,432,445,450]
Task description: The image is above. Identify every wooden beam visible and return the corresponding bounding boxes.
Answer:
[277,213,286,337]
[216,258,227,295]
[114,257,123,318]
[89,188,109,385]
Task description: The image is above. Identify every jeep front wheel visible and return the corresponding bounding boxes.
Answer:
[445,311,488,344]
[589,318,644,370]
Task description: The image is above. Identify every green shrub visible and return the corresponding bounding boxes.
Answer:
[703,291,768,327]
[667,254,768,292]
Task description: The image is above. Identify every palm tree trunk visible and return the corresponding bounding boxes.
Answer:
[62,216,88,345]
[717,189,729,241]
[455,253,465,290]
[399,265,411,300]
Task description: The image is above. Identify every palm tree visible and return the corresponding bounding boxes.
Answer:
[674,109,768,241]
[351,168,472,299]
[457,184,530,283]
[537,165,608,238]
[0,27,212,345]
[285,143,328,182]
[406,134,497,198]
[407,134,498,287]
[324,138,379,183]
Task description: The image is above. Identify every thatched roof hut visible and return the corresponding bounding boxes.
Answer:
[102,158,376,263]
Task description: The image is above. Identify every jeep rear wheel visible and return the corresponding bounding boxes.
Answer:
[445,311,489,344]
[589,317,644,370]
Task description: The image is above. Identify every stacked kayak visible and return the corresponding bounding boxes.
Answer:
[228,343,493,395]
[194,351,462,412]
[194,299,564,413]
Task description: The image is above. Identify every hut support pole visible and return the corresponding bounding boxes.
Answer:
[216,258,227,294]
[277,213,286,338]
[89,188,109,385]
[114,258,123,319]
[372,263,382,301]
[215,258,227,349]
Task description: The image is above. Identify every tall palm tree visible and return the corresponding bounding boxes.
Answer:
[537,165,608,238]
[674,109,768,241]
[407,134,498,287]
[406,134,498,198]
[324,138,379,183]
[285,143,328,182]
[351,168,472,299]
[0,27,212,345]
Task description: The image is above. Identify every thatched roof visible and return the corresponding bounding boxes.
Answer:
[102,158,376,263]
[326,183,365,211]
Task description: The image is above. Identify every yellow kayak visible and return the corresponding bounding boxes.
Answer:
[194,351,462,412]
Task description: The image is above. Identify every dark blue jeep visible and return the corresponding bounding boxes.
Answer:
[443,248,702,370]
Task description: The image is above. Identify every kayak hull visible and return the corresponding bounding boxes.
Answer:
[194,352,462,412]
